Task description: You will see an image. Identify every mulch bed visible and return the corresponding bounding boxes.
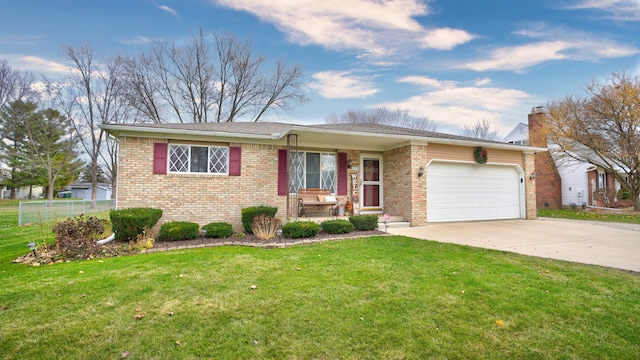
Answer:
[14,230,388,265]
[148,229,387,253]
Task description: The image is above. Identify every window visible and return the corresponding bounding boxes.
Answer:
[290,152,336,193]
[168,144,229,174]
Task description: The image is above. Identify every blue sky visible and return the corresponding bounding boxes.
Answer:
[1,0,639,136]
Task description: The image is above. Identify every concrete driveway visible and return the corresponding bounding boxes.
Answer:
[388,218,640,272]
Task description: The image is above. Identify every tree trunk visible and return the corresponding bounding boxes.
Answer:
[46,180,55,201]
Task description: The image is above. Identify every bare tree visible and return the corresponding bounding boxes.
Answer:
[325,106,438,131]
[546,70,640,211]
[0,59,37,109]
[460,119,501,140]
[57,45,128,202]
[121,28,307,123]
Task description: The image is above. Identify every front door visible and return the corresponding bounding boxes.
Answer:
[361,155,383,214]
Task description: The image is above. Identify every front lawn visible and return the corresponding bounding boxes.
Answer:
[538,208,640,223]
[1,202,639,359]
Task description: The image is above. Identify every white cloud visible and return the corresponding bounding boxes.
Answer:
[463,24,638,71]
[1,54,71,74]
[397,76,456,89]
[474,77,492,86]
[464,41,569,71]
[566,0,640,21]
[213,0,474,57]
[119,36,156,45]
[421,27,475,50]
[383,77,538,133]
[158,5,178,16]
[309,71,379,99]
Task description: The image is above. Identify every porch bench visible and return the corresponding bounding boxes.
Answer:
[297,188,338,217]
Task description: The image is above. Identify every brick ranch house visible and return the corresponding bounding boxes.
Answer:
[101,122,545,231]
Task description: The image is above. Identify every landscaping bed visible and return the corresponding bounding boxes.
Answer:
[150,229,385,251]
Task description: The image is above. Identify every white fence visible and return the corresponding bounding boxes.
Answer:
[19,200,114,225]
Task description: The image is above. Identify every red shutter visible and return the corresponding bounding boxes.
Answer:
[278,149,288,195]
[153,143,168,174]
[229,147,241,176]
[337,152,348,195]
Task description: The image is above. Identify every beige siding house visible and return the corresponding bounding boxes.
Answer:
[101,122,545,231]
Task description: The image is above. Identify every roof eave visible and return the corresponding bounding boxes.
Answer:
[100,123,291,140]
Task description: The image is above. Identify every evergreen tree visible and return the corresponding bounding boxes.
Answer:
[80,163,107,183]
[0,100,39,199]
[23,107,83,200]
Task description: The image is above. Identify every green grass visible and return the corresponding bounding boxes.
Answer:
[1,201,639,359]
[539,208,640,223]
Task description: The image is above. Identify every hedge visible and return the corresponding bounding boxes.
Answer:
[349,215,379,231]
[202,222,233,238]
[109,207,163,242]
[320,219,354,234]
[158,221,200,241]
[281,221,319,239]
[241,206,278,233]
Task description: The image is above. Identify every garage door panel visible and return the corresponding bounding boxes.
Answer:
[427,162,522,222]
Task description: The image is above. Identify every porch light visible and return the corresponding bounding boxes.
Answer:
[347,159,352,169]
[418,166,425,177]
[530,172,536,180]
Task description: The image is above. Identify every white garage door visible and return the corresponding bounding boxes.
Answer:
[427,162,523,222]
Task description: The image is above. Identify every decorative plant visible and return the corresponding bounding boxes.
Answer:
[129,227,156,253]
[251,215,281,240]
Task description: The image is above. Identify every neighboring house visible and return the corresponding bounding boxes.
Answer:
[67,182,113,201]
[503,122,530,146]
[0,184,44,199]
[509,108,624,209]
[101,122,544,230]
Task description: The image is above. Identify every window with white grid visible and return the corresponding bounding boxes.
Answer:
[289,151,336,193]
[168,144,228,174]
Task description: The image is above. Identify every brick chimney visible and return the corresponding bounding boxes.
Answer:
[528,107,563,209]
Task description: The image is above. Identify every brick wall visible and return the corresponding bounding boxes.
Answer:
[523,152,538,219]
[528,111,562,209]
[118,137,286,231]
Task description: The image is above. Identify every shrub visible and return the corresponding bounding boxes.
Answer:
[127,227,156,254]
[158,221,199,241]
[241,206,278,233]
[349,215,379,231]
[320,219,354,234]
[281,221,319,239]
[202,222,233,238]
[52,215,108,259]
[251,215,281,240]
[110,207,162,242]
[618,188,632,200]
